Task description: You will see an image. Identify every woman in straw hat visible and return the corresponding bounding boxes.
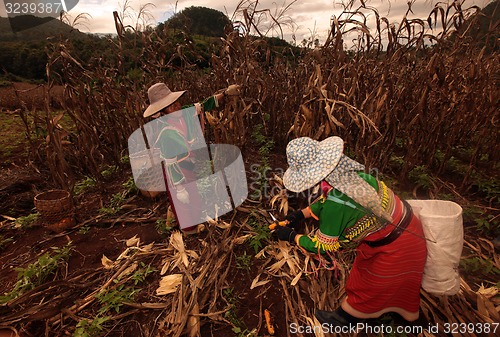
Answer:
[143,82,240,234]
[275,136,427,326]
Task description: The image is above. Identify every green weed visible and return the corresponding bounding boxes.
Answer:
[250,124,274,201]
[0,235,14,250]
[99,193,125,215]
[78,225,91,235]
[155,219,173,236]
[0,243,72,303]
[95,284,138,314]
[101,165,118,179]
[463,207,498,233]
[389,155,404,169]
[14,213,39,229]
[120,155,130,165]
[74,177,96,195]
[130,262,157,285]
[408,165,434,190]
[474,177,499,204]
[122,177,138,195]
[247,215,270,254]
[222,287,256,336]
[460,257,500,276]
[235,251,252,271]
[73,316,111,337]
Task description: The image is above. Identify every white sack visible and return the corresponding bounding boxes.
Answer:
[407,200,464,295]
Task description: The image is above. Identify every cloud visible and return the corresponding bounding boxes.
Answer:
[1,0,491,42]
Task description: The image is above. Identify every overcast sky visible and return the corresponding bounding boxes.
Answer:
[0,0,492,43]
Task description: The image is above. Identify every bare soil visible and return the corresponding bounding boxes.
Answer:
[0,138,295,337]
[0,84,498,337]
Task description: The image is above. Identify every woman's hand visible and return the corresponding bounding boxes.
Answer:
[285,210,305,228]
[176,187,190,204]
[273,226,297,244]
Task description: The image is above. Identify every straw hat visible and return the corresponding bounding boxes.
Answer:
[143,83,186,118]
[283,136,344,192]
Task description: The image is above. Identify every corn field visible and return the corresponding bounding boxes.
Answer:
[30,0,497,197]
[4,1,498,335]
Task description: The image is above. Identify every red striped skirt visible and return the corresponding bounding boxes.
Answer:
[345,196,427,314]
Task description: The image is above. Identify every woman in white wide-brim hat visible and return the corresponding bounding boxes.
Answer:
[275,136,427,327]
[142,82,240,234]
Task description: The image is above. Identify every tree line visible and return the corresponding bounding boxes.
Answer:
[0,6,298,83]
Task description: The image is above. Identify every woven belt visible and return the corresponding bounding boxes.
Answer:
[365,199,413,248]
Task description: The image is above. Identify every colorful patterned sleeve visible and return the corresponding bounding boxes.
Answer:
[296,181,372,253]
[199,96,219,112]
[297,198,327,253]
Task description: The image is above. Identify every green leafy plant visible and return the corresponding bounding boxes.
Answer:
[460,257,500,276]
[95,284,138,314]
[250,124,274,201]
[101,165,118,179]
[258,140,274,157]
[236,251,252,271]
[247,216,270,253]
[473,215,494,232]
[99,193,125,215]
[222,287,257,336]
[474,177,499,204]
[14,213,39,229]
[408,165,434,190]
[74,177,96,195]
[122,177,138,195]
[130,262,157,285]
[0,235,14,250]
[155,219,173,236]
[0,243,72,303]
[73,316,111,337]
[120,155,130,165]
[78,225,91,235]
[463,207,497,233]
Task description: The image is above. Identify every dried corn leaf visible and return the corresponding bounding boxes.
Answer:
[139,242,155,252]
[251,273,271,290]
[477,284,499,298]
[160,258,171,276]
[101,255,114,269]
[234,234,251,245]
[156,274,183,295]
[255,247,267,259]
[170,231,189,268]
[290,271,302,286]
[126,235,140,247]
[117,262,138,280]
[187,303,200,337]
[304,315,325,337]
[300,104,314,121]
[116,247,135,261]
[268,258,287,274]
[217,221,231,229]
[477,293,500,321]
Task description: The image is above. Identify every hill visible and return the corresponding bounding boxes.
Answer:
[0,15,93,81]
[0,15,87,41]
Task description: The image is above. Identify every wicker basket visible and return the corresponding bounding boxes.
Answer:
[34,190,73,224]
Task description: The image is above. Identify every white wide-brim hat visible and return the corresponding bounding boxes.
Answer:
[283,136,344,193]
[143,83,186,118]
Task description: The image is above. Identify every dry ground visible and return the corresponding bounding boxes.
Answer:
[0,84,499,337]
